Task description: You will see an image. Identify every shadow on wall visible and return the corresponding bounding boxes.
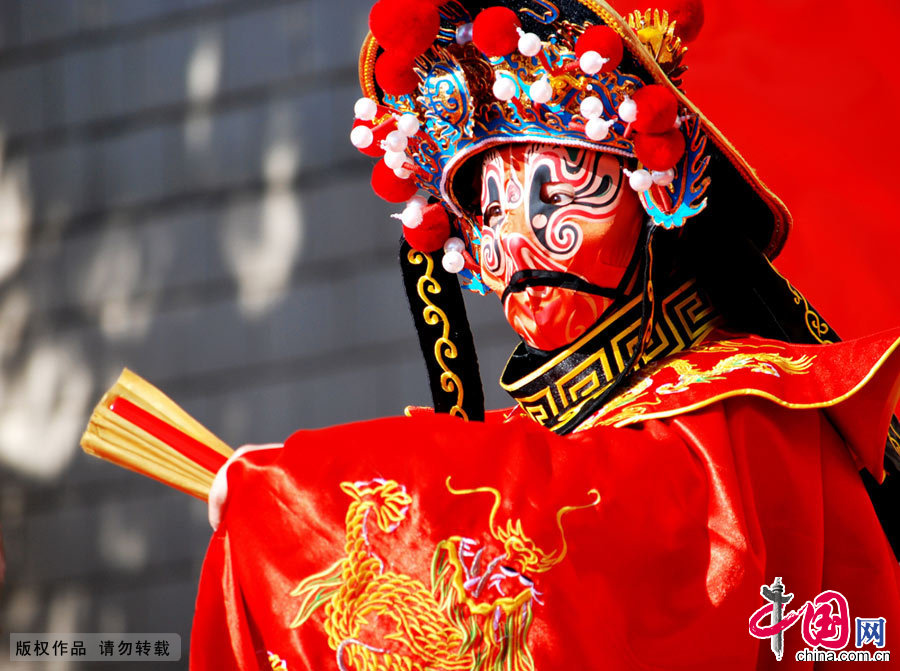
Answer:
[0,2,513,667]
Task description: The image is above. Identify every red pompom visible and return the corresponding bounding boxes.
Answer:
[631,84,678,134]
[375,50,419,96]
[403,204,450,252]
[472,6,521,57]
[574,26,624,73]
[372,160,418,202]
[369,0,440,58]
[657,0,704,43]
[634,129,686,171]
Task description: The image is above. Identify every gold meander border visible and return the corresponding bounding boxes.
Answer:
[408,249,469,421]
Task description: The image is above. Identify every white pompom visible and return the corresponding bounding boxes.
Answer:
[585,117,613,141]
[443,237,465,254]
[455,22,474,45]
[518,32,542,57]
[651,169,676,186]
[354,97,378,121]
[350,125,374,148]
[579,50,608,75]
[529,77,553,104]
[393,166,412,179]
[493,76,517,101]
[618,96,638,123]
[396,113,420,137]
[627,168,653,192]
[442,249,465,274]
[580,96,605,119]
[384,150,407,170]
[385,130,408,153]
[406,194,427,210]
[401,203,424,227]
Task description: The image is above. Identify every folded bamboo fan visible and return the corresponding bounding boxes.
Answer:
[81,369,233,501]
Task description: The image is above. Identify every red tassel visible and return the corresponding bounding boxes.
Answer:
[472,6,521,57]
[369,0,440,59]
[372,160,418,202]
[634,129,686,171]
[657,0,705,43]
[375,51,419,96]
[574,26,623,73]
[403,204,450,252]
[632,85,679,134]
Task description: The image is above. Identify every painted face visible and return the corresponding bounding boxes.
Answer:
[479,144,644,351]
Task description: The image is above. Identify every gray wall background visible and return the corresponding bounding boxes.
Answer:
[0,1,514,668]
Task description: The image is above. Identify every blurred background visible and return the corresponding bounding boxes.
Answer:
[0,1,513,669]
[0,0,898,669]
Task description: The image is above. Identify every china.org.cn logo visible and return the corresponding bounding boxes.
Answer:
[749,577,890,662]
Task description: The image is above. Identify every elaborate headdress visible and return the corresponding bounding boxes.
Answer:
[349,0,871,438]
[352,0,789,291]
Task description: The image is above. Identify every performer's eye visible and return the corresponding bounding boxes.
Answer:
[595,174,612,197]
[540,182,575,206]
[483,202,504,227]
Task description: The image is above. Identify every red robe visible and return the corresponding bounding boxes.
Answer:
[190,328,900,670]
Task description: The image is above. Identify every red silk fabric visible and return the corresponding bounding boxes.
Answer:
[612,0,900,339]
[191,333,900,670]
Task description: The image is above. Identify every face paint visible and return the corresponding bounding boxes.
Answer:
[479,144,644,351]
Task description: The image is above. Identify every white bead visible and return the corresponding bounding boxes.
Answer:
[493,76,517,101]
[401,204,424,227]
[585,117,612,141]
[384,150,407,170]
[443,237,465,254]
[406,195,427,210]
[580,96,605,119]
[393,166,412,179]
[442,249,465,274]
[579,50,608,75]
[627,169,653,192]
[354,97,378,121]
[652,169,676,186]
[529,77,553,104]
[385,130,408,153]
[455,22,474,45]
[518,32,542,57]
[350,125,374,148]
[396,113,420,137]
[618,96,638,123]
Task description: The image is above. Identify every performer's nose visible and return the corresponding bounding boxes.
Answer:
[498,207,535,278]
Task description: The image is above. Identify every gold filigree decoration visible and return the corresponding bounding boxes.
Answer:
[657,352,815,394]
[267,651,288,670]
[889,422,900,457]
[625,9,688,87]
[408,249,468,421]
[785,279,836,344]
[289,478,597,670]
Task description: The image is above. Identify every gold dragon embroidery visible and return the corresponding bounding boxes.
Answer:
[289,478,599,671]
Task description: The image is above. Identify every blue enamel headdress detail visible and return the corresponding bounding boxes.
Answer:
[355,1,792,294]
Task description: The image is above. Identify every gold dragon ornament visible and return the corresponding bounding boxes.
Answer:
[289,478,600,671]
[626,9,689,87]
